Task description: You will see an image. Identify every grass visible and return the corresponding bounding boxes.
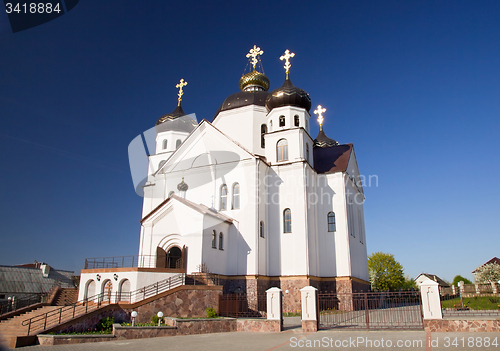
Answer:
[441,296,500,310]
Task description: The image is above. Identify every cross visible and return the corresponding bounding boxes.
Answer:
[246,45,264,70]
[176,79,188,103]
[280,49,295,76]
[104,281,113,302]
[314,105,326,130]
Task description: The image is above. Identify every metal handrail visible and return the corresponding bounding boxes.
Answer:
[84,255,183,269]
[0,293,47,316]
[21,273,186,335]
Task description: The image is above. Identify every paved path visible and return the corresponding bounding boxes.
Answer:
[9,330,500,351]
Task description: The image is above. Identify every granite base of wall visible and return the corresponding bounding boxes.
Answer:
[237,318,281,332]
[131,287,223,323]
[37,334,115,346]
[425,320,500,332]
[302,320,318,332]
[173,318,237,335]
[114,324,177,340]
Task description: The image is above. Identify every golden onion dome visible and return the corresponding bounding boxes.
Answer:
[239,70,270,92]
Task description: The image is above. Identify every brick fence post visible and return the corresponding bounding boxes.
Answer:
[300,286,319,332]
[266,287,282,330]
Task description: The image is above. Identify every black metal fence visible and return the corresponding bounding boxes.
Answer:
[84,255,160,269]
[219,293,267,318]
[0,294,46,315]
[319,291,423,330]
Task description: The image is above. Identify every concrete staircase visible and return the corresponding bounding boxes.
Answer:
[0,296,98,348]
[53,288,78,306]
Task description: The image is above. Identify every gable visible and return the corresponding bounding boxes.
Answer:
[141,194,233,224]
[157,120,255,175]
[313,143,352,174]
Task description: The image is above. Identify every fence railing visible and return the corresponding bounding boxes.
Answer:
[0,293,47,315]
[318,291,423,329]
[219,293,267,318]
[21,273,187,335]
[84,255,164,269]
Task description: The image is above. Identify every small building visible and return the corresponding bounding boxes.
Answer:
[0,261,75,312]
[415,273,450,294]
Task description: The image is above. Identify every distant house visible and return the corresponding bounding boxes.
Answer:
[0,261,75,310]
[472,257,500,274]
[415,273,450,291]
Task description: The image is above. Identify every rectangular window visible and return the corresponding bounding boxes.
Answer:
[279,116,285,127]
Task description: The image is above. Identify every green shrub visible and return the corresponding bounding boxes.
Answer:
[206,307,218,318]
[151,314,163,325]
[96,317,114,332]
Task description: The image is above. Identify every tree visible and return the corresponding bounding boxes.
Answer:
[452,275,472,286]
[368,252,405,291]
[473,263,500,284]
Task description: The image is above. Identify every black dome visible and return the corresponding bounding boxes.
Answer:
[265,77,311,112]
[156,104,197,133]
[313,129,339,148]
[213,91,269,120]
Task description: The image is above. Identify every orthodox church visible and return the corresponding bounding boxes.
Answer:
[78,47,369,306]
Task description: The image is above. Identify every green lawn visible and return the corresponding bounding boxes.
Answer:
[441,296,500,310]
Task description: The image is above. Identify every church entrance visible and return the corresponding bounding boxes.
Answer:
[156,246,183,269]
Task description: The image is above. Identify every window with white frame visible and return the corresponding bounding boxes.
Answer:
[219,232,223,250]
[279,115,285,127]
[212,230,217,248]
[220,184,228,210]
[163,139,168,149]
[283,208,292,233]
[327,212,336,232]
[232,183,240,209]
[277,139,288,162]
[261,124,267,148]
[176,139,181,148]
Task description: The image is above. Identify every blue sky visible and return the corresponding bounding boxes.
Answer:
[0,1,499,283]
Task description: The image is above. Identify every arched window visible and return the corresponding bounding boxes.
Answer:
[283,208,292,233]
[261,124,267,148]
[212,230,217,248]
[162,139,168,150]
[328,212,336,232]
[279,115,286,127]
[294,115,300,127]
[277,139,288,162]
[176,139,181,148]
[219,232,223,250]
[306,120,309,131]
[232,183,240,209]
[306,143,309,162]
[260,221,264,238]
[168,191,175,197]
[220,184,228,210]
[158,160,166,171]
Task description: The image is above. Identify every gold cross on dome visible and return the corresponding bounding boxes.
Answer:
[246,45,264,70]
[176,79,188,103]
[314,105,326,130]
[280,49,295,75]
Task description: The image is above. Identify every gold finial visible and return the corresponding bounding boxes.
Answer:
[314,105,326,130]
[280,49,295,78]
[246,45,264,70]
[176,79,188,105]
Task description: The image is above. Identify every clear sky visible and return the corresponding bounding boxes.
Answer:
[0,1,499,283]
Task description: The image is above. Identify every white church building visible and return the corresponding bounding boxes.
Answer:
[78,47,369,307]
